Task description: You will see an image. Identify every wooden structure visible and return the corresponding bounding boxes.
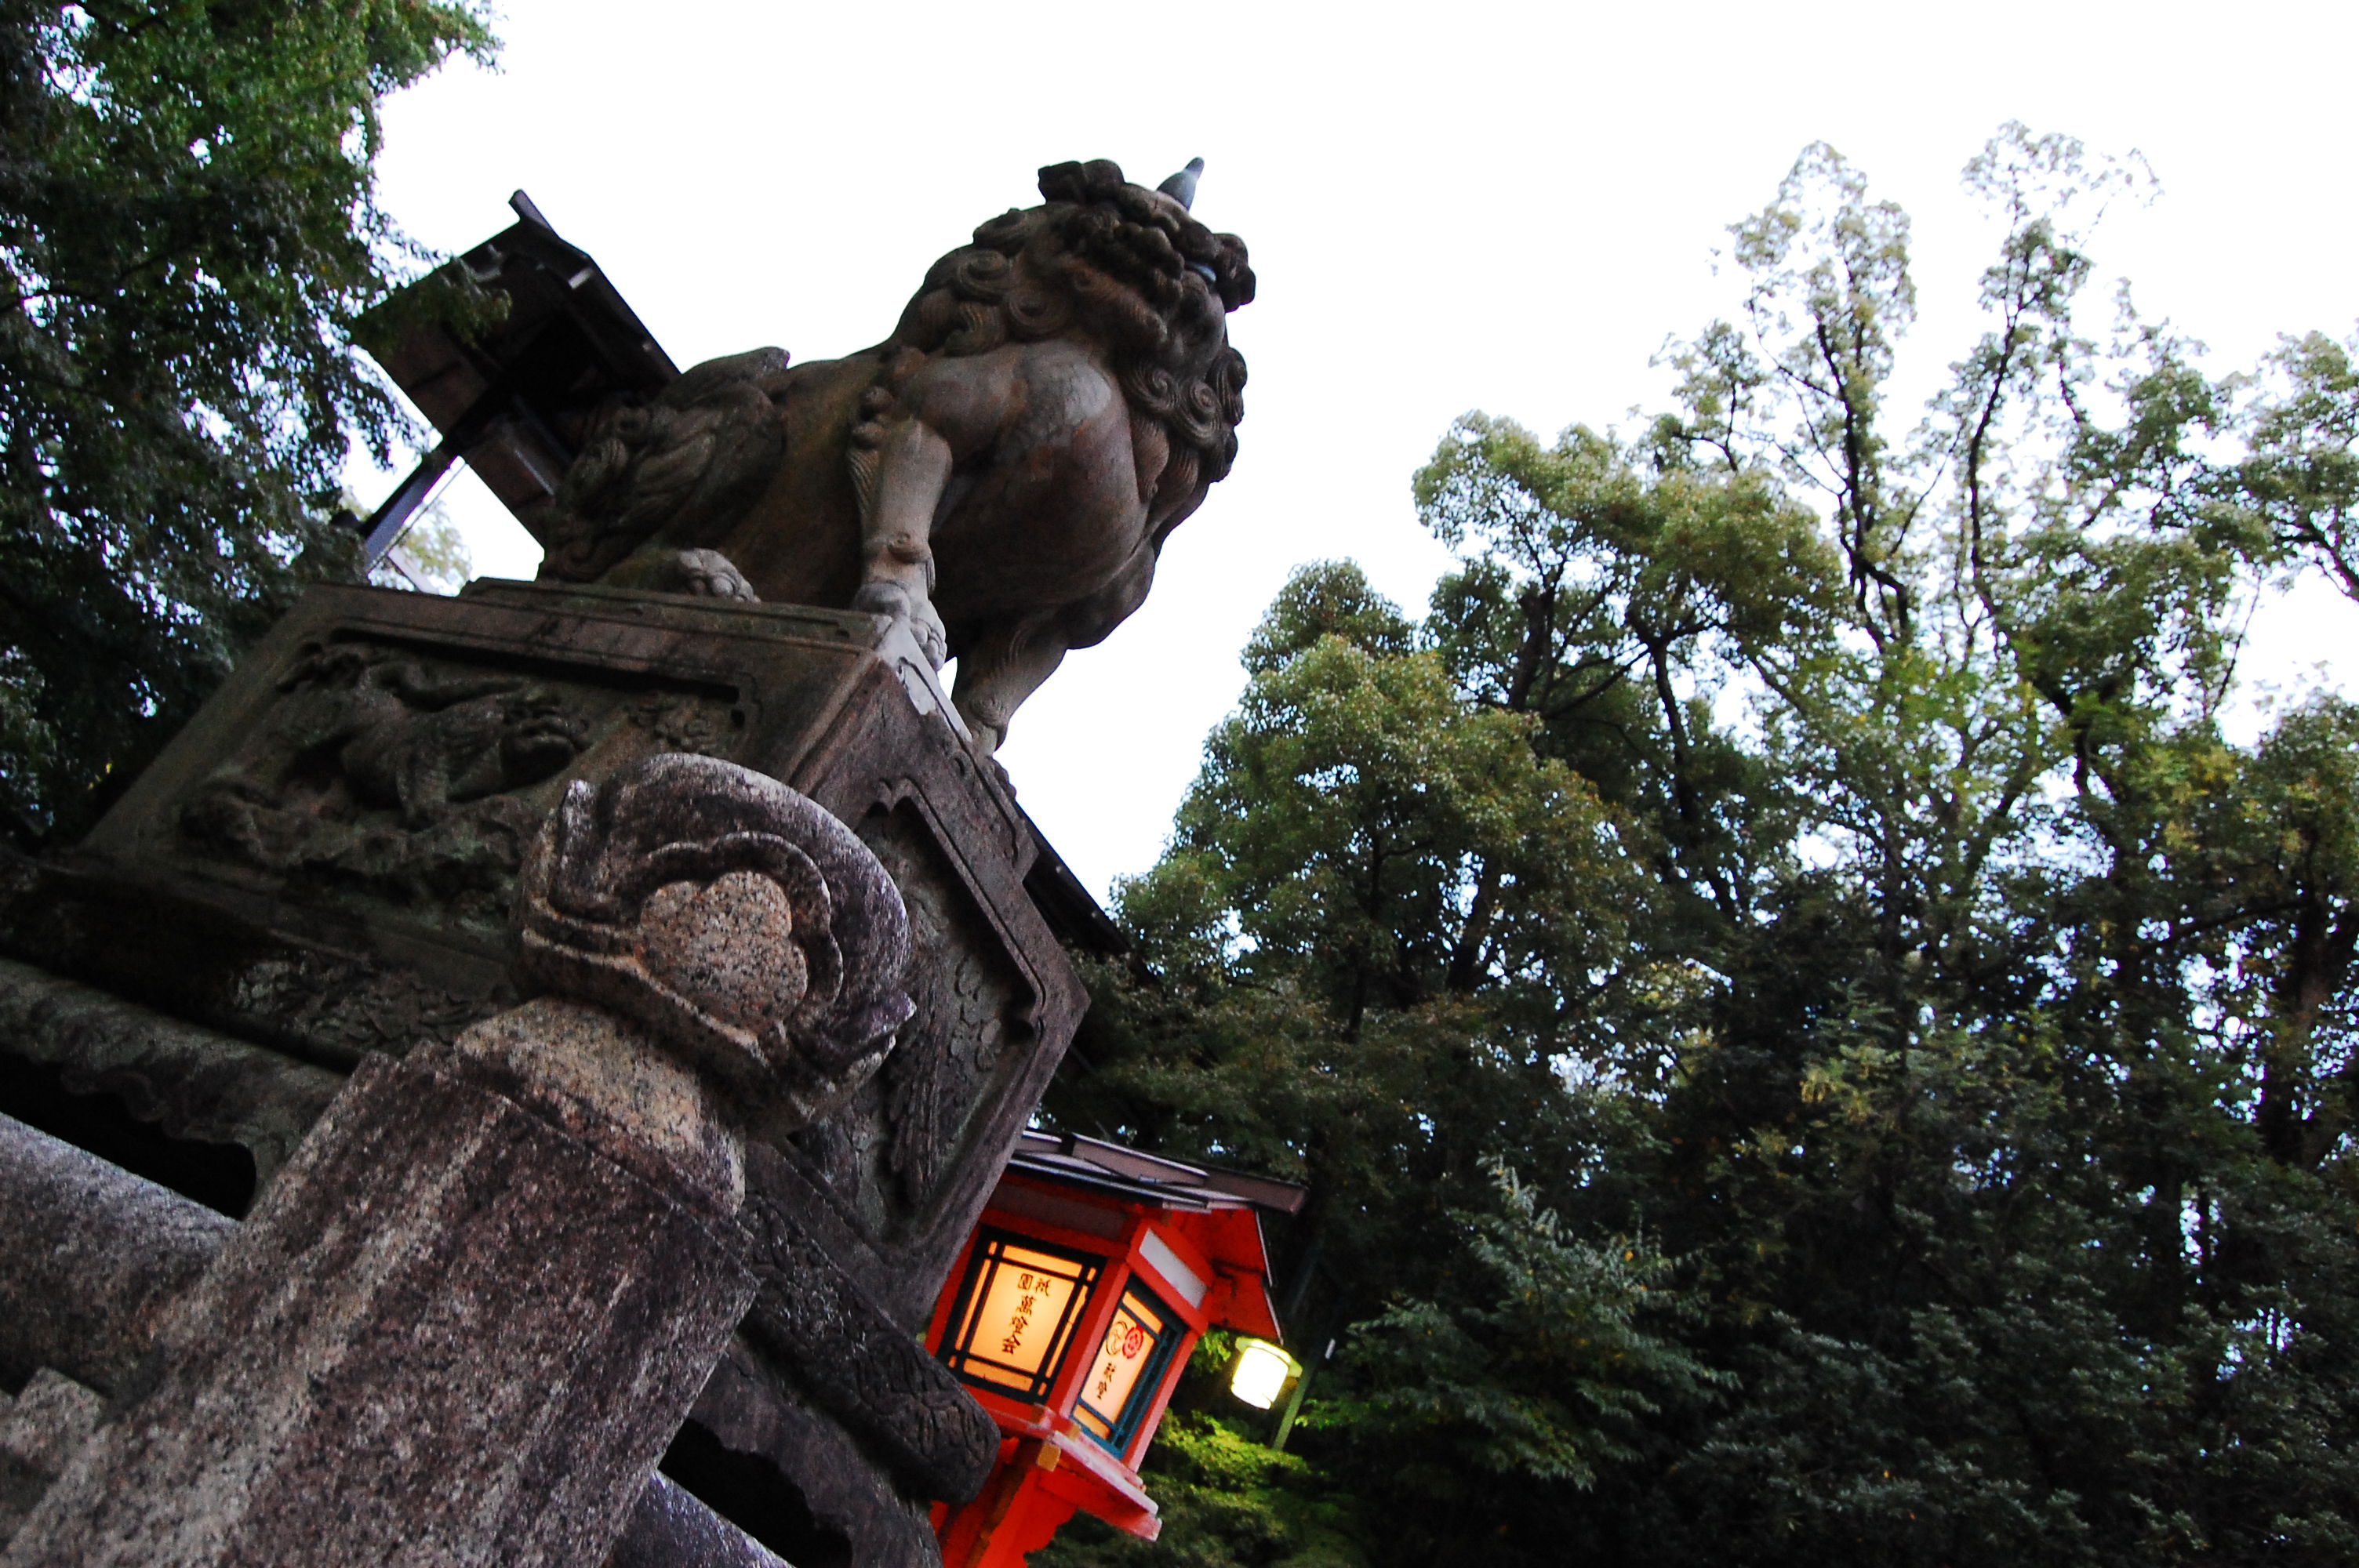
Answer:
[347,189,678,567]
[931,1133,1304,1566]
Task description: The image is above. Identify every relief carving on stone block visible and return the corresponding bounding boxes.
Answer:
[173,641,740,933]
[736,1149,998,1501]
[226,948,490,1063]
[856,802,1028,1214]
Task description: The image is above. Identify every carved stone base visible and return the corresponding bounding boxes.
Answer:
[0,579,1092,1561]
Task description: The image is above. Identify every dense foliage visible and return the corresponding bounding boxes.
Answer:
[0,0,492,841]
[1041,126,2359,1566]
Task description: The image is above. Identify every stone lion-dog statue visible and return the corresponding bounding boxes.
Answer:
[536,158,1254,753]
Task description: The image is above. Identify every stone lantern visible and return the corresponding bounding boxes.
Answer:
[930,1131,1304,1566]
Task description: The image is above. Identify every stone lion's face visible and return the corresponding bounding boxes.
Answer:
[869,165,1250,497]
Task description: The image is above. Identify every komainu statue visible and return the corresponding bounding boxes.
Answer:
[536,158,1254,751]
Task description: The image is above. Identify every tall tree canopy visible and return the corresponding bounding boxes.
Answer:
[1042,126,2359,1567]
[0,0,493,841]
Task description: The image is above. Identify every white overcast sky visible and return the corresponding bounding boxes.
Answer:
[361,0,2359,902]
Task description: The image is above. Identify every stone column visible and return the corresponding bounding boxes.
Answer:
[4,755,912,1568]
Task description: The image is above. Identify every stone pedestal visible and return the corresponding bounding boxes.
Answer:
[0,579,1092,1566]
[0,1109,791,1568]
[4,1051,753,1568]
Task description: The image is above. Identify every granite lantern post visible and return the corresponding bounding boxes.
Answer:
[2,756,906,1568]
[928,1134,1304,1566]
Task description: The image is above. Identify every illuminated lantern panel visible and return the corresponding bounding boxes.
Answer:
[1073,1287,1179,1450]
[940,1236,1100,1403]
[932,1131,1307,1568]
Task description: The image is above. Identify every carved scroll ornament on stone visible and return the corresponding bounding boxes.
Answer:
[516,754,915,1135]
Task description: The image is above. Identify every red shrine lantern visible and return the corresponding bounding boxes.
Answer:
[930,1131,1305,1566]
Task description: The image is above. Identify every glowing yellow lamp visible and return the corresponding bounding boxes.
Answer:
[1227,1338,1299,1410]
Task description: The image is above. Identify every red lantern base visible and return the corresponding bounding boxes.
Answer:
[936,1419,1165,1568]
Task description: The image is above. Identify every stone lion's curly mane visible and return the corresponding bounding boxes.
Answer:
[534,161,1254,591]
[860,158,1254,535]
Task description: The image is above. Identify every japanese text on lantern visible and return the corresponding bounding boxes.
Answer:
[943,1236,1098,1399]
[1074,1287,1170,1446]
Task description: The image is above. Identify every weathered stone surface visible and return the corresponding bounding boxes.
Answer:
[736,1142,998,1501]
[691,1347,945,1568]
[4,754,944,1566]
[2,582,1092,1555]
[0,851,488,1073]
[54,583,1001,1054]
[0,959,341,1189]
[0,1109,795,1568]
[52,580,1085,1319]
[525,159,1254,753]
[0,1372,103,1550]
[420,996,750,1222]
[606,1475,792,1568]
[856,806,1028,1255]
[4,1054,757,1568]
[517,753,913,1138]
[0,1114,233,1395]
[772,793,1076,1334]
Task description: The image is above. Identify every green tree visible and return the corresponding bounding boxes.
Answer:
[368,493,473,594]
[0,0,493,841]
[1045,125,2359,1567]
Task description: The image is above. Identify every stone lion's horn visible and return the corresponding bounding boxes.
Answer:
[1157,158,1205,210]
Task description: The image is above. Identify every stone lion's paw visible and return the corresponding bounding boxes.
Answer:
[910,599,948,668]
[674,550,760,601]
[853,581,948,670]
